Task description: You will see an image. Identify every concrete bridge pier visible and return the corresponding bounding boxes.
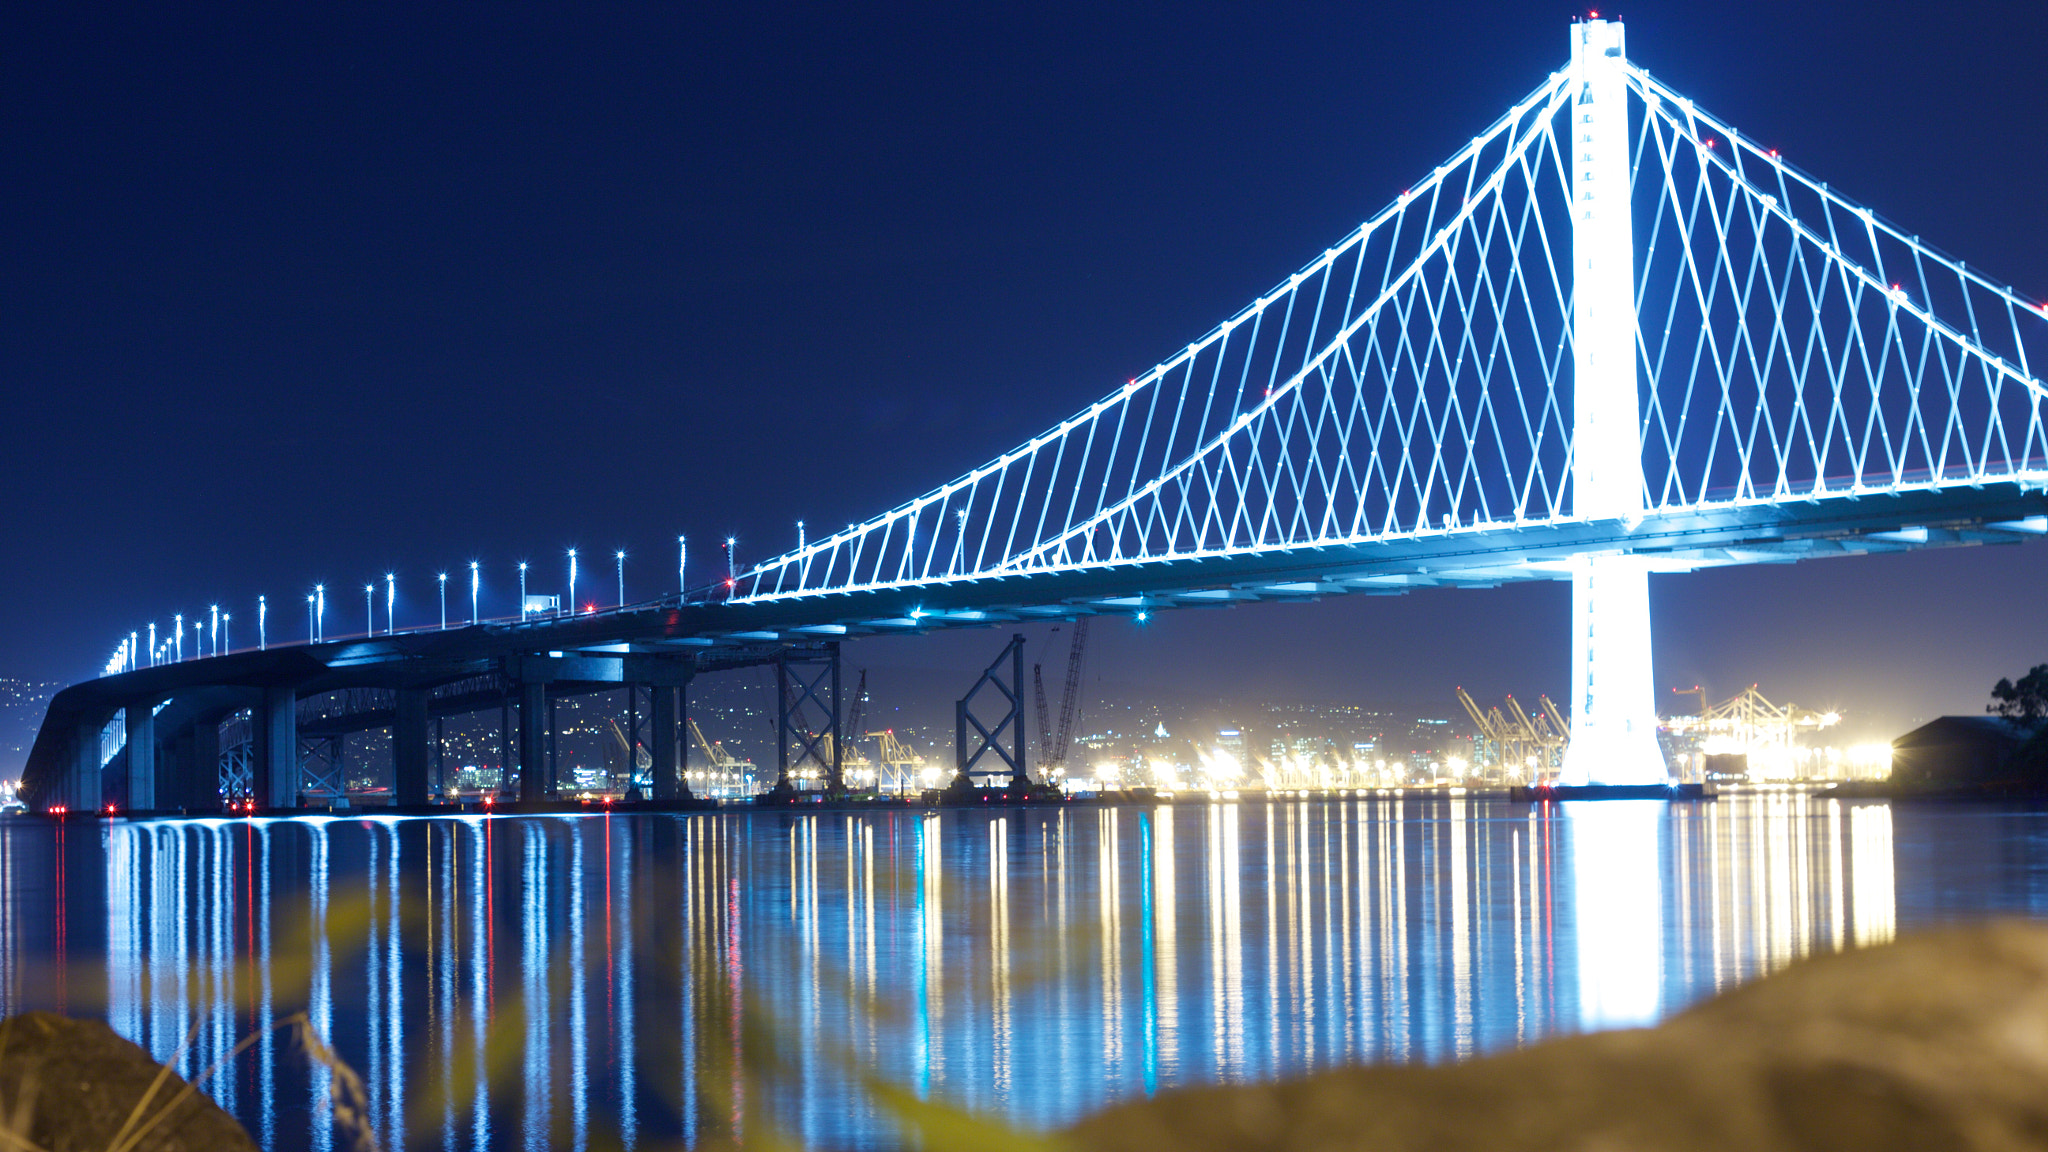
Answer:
[124,703,156,811]
[394,688,430,806]
[254,686,297,809]
[517,680,548,802]
[650,683,693,801]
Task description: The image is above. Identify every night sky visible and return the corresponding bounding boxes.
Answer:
[4,1,2045,752]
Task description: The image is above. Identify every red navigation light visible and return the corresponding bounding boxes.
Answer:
[1589,10,1598,16]
[103,803,116,815]
[1768,149,1779,158]
[483,795,495,807]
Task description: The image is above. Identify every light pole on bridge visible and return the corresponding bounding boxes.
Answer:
[366,585,375,638]
[470,560,479,625]
[174,614,182,662]
[222,613,229,654]
[149,622,157,666]
[518,562,528,617]
[725,537,736,592]
[438,573,448,630]
[257,597,265,651]
[616,550,625,608]
[567,549,577,616]
[677,536,686,600]
[316,584,325,642]
[209,605,219,657]
[386,573,395,635]
[307,597,314,643]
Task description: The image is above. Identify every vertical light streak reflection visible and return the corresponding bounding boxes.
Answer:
[1569,800,1663,1030]
[1151,804,1177,1085]
[308,820,334,1152]
[916,813,942,1096]
[990,816,1011,1093]
[1850,805,1896,946]
[521,822,552,1151]
[1449,795,1471,1057]
[1098,809,1122,1075]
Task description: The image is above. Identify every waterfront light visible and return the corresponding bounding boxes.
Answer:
[438,572,448,630]
[469,561,479,625]
[616,549,625,607]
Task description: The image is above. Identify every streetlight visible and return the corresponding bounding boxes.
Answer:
[222,613,230,653]
[316,584,325,641]
[149,622,158,666]
[307,596,315,642]
[469,560,479,625]
[129,631,137,671]
[366,585,375,637]
[797,519,805,550]
[518,562,528,617]
[386,574,396,635]
[210,605,219,657]
[567,549,577,616]
[616,550,626,608]
[174,613,183,661]
[257,597,266,651]
[677,536,686,598]
[438,573,448,630]
[726,537,736,586]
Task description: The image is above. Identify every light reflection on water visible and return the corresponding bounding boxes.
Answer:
[2,795,2045,1149]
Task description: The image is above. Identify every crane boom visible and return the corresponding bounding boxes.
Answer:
[1050,617,1089,768]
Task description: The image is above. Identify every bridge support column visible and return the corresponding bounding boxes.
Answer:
[394,688,430,807]
[518,680,548,802]
[254,686,298,809]
[1561,19,1665,785]
[650,684,692,801]
[65,715,101,811]
[125,704,156,812]
[1560,555,1665,784]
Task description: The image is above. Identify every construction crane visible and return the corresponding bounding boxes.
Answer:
[1032,618,1090,779]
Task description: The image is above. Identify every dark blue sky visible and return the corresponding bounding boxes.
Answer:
[3,1,2045,741]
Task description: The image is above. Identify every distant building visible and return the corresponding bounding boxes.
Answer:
[1891,716,2045,789]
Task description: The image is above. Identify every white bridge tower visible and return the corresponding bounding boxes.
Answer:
[1560,19,1667,785]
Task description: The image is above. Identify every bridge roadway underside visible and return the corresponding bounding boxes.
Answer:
[22,482,2047,810]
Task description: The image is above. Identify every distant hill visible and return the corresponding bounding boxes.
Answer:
[0,678,63,782]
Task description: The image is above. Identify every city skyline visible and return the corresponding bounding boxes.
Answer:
[4,2,2045,747]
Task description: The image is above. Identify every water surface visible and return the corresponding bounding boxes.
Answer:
[2,794,2045,1149]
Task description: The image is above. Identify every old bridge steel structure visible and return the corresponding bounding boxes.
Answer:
[22,19,2048,810]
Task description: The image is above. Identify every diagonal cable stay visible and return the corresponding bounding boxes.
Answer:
[736,61,2048,604]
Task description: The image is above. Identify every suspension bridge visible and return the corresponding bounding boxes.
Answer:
[22,19,2048,812]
